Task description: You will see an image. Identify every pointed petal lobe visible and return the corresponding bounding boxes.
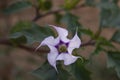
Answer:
[36,36,59,51]
[40,36,59,46]
[47,45,59,71]
[56,53,79,65]
[68,33,81,54]
[49,25,70,43]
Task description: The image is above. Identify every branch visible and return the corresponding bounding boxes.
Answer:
[0,38,49,53]
[0,38,95,53]
[81,40,95,47]
[32,4,86,22]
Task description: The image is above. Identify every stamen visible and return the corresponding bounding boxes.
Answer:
[58,44,67,53]
[55,40,69,53]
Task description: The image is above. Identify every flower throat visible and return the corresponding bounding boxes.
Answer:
[58,44,67,53]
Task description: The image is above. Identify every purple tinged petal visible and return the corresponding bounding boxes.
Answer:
[49,25,70,43]
[35,36,59,51]
[56,53,79,65]
[47,45,59,71]
[67,33,81,54]
[36,25,82,72]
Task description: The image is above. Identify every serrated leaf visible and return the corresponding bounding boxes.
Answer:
[10,36,27,44]
[9,21,54,44]
[112,0,119,4]
[92,37,114,55]
[79,28,94,37]
[100,0,119,5]
[107,51,120,78]
[111,30,120,43]
[63,0,80,10]
[69,59,91,80]
[109,14,120,28]
[32,61,71,80]
[98,2,117,9]
[99,1,120,28]
[2,1,32,14]
[98,37,114,47]
[61,13,82,36]
[85,0,95,6]
[100,7,119,28]
[54,12,63,24]
[31,62,57,80]
[57,63,71,80]
[11,21,31,33]
[92,44,104,55]
[101,0,109,2]
[37,0,52,10]
[100,8,112,27]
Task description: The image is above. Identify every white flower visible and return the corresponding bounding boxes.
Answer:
[36,25,81,71]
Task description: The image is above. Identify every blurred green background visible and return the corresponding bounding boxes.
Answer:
[0,0,120,80]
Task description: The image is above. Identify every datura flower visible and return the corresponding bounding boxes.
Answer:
[36,25,81,71]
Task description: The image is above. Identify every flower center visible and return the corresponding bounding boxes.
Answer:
[58,44,67,53]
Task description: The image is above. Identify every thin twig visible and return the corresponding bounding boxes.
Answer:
[32,4,86,22]
[81,40,95,47]
[0,38,95,53]
[0,38,49,53]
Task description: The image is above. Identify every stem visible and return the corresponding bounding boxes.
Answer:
[0,38,95,53]
[32,4,86,22]
[0,4,93,53]
[0,38,49,53]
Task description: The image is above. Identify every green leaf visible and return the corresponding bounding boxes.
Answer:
[54,12,63,24]
[98,0,117,9]
[92,44,105,55]
[9,21,54,44]
[107,51,120,78]
[111,30,120,43]
[32,61,71,80]
[69,59,91,80]
[61,13,82,36]
[79,28,94,37]
[97,37,114,47]
[37,0,52,10]
[2,1,32,14]
[57,63,71,80]
[111,0,119,4]
[109,13,120,28]
[10,36,27,44]
[99,1,120,28]
[11,21,31,33]
[32,62,57,80]
[101,0,109,2]
[100,8,112,27]
[85,0,95,6]
[63,0,80,10]
[92,37,114,55]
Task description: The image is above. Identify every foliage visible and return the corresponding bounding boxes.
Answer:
[107,51,120,78]
[2,1,32,14]
[68,59,91,80]
[61,12,82,36]
[32,62,57,80]
[37,0,52,10]
[9,21,54,44]
[63,0,81,10]
[1,0,120,80]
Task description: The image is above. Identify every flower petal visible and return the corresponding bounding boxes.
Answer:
[41,36,59,46]
[47,45,59,71]
[49,25,70,43]
[35,36,59,51]
[56,53,78,65]
[68,33,81,54]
